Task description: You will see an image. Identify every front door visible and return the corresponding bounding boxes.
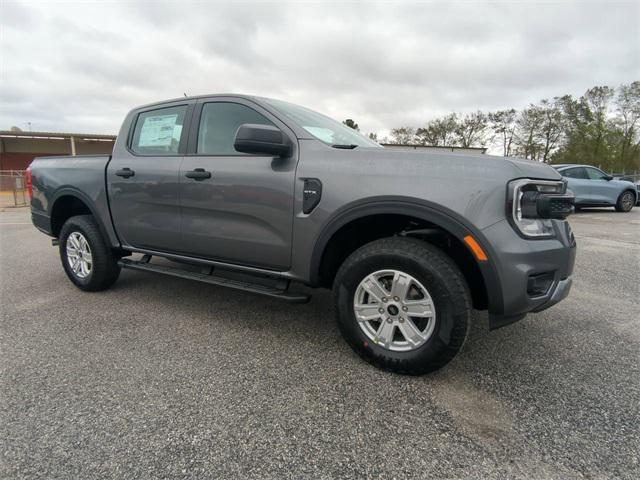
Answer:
[178,100,297,270]
[107,103,190,251]
[585,167,618,204]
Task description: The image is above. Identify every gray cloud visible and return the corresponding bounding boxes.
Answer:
[1,0,638,137]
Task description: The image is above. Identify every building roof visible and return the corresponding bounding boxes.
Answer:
[0,130,116,141]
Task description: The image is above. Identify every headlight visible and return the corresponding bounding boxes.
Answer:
[507,179,574,238]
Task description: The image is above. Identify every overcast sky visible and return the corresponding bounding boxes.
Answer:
[1,0,639,138]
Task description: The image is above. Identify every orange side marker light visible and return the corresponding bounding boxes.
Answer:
[463,235,488,262]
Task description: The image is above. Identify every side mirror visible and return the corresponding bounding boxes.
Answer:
[234,124,291,157]
[604,175,613,181]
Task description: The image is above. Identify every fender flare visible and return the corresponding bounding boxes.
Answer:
[309,196,505,314]
[49,188,120,248]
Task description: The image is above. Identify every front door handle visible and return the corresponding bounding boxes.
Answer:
[115,168,135,178]
[185,168,212,180]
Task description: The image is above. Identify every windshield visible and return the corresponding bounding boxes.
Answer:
[264,98,382,148]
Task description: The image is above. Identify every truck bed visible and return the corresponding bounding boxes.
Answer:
[29,154,118,245]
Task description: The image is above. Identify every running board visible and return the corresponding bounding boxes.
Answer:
[118,257,311,303]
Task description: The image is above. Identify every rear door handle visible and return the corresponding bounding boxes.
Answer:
[115,168,135,178]
[185,168,211,180]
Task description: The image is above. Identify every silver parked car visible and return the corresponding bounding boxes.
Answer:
[553,164,637,212]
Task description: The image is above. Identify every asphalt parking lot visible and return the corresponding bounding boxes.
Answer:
[1,207,639,479]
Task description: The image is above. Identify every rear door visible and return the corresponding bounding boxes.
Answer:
[178,98,298,270]
[107,102,193,251]
[561,167,592,205]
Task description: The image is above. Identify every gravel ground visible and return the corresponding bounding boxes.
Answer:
[1,207,639,479]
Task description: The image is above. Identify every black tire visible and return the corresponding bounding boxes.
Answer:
[615,190,635,212]
[333,237,471,375]
[59,215,120,291]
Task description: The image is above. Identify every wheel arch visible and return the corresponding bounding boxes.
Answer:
[49,189,114,246]
[621,187,638,201]
[309,197,504,313]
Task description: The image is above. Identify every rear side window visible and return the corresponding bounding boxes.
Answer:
[197,102,274,155]
[131,105,187,155]
[562,167,588,179]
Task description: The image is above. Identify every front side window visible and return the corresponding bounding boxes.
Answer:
[585,167,608,180]
[562,167,588,179]
[131,105,187,155]
[264,98,381,148]
[197,102,275,155]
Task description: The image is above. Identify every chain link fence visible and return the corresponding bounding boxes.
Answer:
[0,170,29,208]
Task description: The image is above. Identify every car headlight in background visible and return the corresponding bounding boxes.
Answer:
[507,179,574,238]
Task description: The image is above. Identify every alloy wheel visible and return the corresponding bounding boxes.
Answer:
[353,269,436,352]
[66,231,93,279]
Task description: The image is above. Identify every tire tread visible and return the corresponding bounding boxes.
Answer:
[59,215,120,291]
[333,236,471,375]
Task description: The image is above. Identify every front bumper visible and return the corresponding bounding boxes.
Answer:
[482,218,576,329]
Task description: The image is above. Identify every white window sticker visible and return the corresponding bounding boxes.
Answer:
[139,114,179,147]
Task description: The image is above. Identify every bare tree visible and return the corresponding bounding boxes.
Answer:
[515,106,544,161]
[389,127,416,144]
[615,81,640,168]
[455,111,489,148]
[538,99,565,163]
[488,109,517,156]
[415,113,458,146]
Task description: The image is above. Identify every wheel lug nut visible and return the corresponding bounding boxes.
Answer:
[399,317,405,323]
[382,297,388,302]
[378,308,384,313]
[402,306,408,312]
[386,318,393,323]
[393,296,400,301]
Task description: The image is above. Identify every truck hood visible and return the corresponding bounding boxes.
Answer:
[357,147,563,182]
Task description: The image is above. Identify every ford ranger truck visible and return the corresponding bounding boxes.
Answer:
[28,95,576,375]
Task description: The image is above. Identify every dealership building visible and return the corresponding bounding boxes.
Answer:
[0,130,116,171]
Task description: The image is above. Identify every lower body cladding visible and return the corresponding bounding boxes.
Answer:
[482,218,576,329]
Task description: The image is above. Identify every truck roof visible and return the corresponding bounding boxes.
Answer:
[133,93,259,110]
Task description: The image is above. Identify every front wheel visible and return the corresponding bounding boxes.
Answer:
[615,191,635,212]
[333,237,471,375]
[59,215,120,291]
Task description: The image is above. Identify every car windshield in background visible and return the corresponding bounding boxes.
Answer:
[264,98,382,149]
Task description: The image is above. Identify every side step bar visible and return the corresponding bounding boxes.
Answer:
[118,257,311,304]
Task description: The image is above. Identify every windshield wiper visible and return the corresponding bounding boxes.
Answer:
[331,144,358,149]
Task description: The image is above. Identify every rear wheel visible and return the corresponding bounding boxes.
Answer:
[615,191,635,212]
[59,215,120,291]
[333,237,471,375]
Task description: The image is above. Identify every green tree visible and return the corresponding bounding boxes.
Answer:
[553,86,621,170]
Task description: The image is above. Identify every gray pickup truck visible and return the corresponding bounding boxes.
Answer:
[28,95,576,374]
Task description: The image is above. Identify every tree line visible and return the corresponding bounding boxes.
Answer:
[344,82,640,173]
